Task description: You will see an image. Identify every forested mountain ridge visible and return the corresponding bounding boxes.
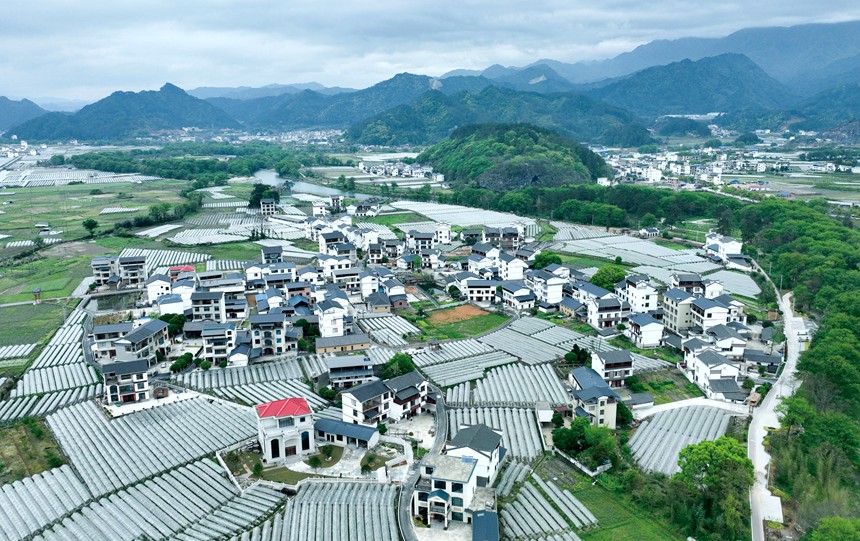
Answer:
[416,123,613,191]
[8,84,240,140]
[0,96,47,131]
[348,86,653,147]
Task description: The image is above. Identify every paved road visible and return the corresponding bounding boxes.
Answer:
[749,292,802,541]
[633,396,749,420]
[397,385,447,541]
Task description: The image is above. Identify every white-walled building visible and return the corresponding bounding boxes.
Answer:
[625,313,664,348]
[445,424,504,487]
[615,274,658,314]
[256,398,315,463]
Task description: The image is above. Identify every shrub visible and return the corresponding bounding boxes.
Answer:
[307,455,322,468]
[252,462,263,477]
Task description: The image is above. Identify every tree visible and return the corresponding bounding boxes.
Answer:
[640,213,658,228]
[616,401,633,427]
[82,218,99,237]
[590,264,627,291]
[199,360,212,370]
[809,517,860,541]
[448,285,461,300]
[318,386,337,401]
[534,250,563,270]
[625,375,646,393]
[379,353,415,380]
[676,436,753,494]
[148,202,172,223]
[158,313,187,336]
[377,423,388,435]
[320,444,334,459]
[551,411,565,429]
[742,378,755,391]
[307,455,322,468]
[411,256,422,271]
[252,462,263,477]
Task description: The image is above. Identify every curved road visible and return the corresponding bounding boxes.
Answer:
[749,292,802,541]
[397,385,447,541]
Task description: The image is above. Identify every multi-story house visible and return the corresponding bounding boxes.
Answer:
[691,297,730,332]
[625,313,664,348]
[591,350,634,387]
[569,366,619,429]
[201,322,236,365]
[498,281,536,311]
[586,296,630,330]
[662,288,695,335]
[412,454,479,528]
[316,300,346,338]
[331,268,361,294]
[498,253,528,281]
[525,270,565,304]
[256,398,315,463]
[260,198,278,217]
[615,274,658,314]
[118,255,148,288]
[445,424,504,487]
[91,256,119,286]
[103,359,150,405]
[341,379,391,426]
[145,274,172,305]
[406,230,436,252]
[250,313,298,356]
[190,291,227,323]
[90,322,134,362]
[114,319,170,367]
[261,245,283,264]
[327,354,376,389]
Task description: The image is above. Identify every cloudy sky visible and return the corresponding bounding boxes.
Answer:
[4,1,860,103]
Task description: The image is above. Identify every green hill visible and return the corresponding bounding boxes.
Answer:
[416,123,613,191]
[0,97,47,132]
[9,83,240,140]
[589,54,796,118]
[348,86,652,147]
[653,117,712,137]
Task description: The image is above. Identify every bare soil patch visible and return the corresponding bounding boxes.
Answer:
[428,304,488,324]
[43,241,109,258]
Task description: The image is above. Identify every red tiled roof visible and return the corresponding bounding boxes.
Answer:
[169,265,196,272]
[255,398,311,419]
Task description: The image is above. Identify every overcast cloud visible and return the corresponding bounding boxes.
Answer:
[3,1,860,102]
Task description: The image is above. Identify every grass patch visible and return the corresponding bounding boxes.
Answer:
[573,478,684,541]
[223,450,327,485]
[0,302,73,348]
[0,419,66,485]
[360,451,387,472]
[0,255,93,303]
[304,444,344,469]
[361,212,428,229]
[413,311,510,340]
[559,253,633,269]
[636,370,703,404]
[608,336,682,364]
[261,466,324,485]
[652,238,689,251]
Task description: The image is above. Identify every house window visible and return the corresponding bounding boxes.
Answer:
[433,480,446,490]
[278,417,295,428]
[452,497,464,507]
[452,483,464,493]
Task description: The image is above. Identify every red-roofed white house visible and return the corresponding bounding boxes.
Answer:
[255,398,315,463]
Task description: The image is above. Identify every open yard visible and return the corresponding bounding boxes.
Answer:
[634,369,703,404]
[0,419,66,485]
[362,212,429,229]
[0,301,74,349]
[414,305,510,340]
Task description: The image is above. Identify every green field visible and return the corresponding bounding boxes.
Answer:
[575,480,683,541]
[361,212,429,229]
[0,255,93,303]
[0,419,66,485]
[0,179,188,243]
[0,302,74,348]
[559,253,631,269]
[634,370,704,404]
[413,310,510,340]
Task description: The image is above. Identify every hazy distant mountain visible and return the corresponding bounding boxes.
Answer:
[790,83,860,131]
[791,52,860,96]
[587,54,796,118]
[188,83,355,100]
[488,65,579,94]
[33,98,91,112]
[9,83,240,140]
[517,21,860,89]
[347,85,653,147]
[209,73,494,130]
[0,97,47,131]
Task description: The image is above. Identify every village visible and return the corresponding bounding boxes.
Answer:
[0,176,796,541]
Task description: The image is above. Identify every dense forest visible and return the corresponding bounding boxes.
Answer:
[437,182,743,229]
[67,141,347,183]
[416,124,613,190]
[738,200,860,531]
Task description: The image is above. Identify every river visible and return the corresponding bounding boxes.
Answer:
[252,170,372,200]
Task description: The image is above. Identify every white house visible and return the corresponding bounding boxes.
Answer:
[256,398,315,463]
[615,274,658,314]
[662,288,695,335]
[316,300,346,338]
[591,350,634,388]
[625,313,664,348]
[445,424,504,487]
[498,253,529,281]
[525,270,565,304]
[145,274,171,305]
[412,454,480,528]
[688,350,744,402]
[704,232,743,263]
[691,297,731,332]
[569,366,619,429]
[341,371,428,427]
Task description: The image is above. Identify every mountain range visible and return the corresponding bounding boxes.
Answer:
[5,20,860,143]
